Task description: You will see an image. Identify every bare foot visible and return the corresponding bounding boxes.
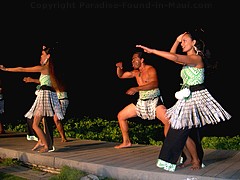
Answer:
[178,159,192,168]
[38,146,49,153]
[61,138,68,142]
[32,142,44,151]
[114,143,132,149]
[190,160,201,170]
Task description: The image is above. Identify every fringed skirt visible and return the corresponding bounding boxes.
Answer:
[59,98,69,116]
[166,89,232,129]
[25,89,64,120]
[157,88,232,172]
[136,96,164,120]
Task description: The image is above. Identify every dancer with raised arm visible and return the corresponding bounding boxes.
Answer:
[114,51,170,149]
[136,29,231,171]
[0,44,64,152]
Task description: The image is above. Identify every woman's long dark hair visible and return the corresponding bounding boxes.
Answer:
[43,42,66,92]
[187,28,218,76]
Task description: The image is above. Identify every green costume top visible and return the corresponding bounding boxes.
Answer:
[36,74,52,90]
[37,74,67,99]
[39,74,51,87]
[180,66,204,86]
[139,88,160,100]
[57,92,68,99]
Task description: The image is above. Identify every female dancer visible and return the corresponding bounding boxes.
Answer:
[0,44,64,152]
[23,76,69,144]
[136,29,231,171]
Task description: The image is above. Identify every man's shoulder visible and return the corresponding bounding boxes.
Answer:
[146,65,156,70]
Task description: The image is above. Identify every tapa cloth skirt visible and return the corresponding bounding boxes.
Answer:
[25,89,64,120]
[59,98,69,116]
[156,88,232,172]
[166,89,232,129]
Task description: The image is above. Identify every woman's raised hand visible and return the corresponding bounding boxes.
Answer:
[136,45,153,54]
[176,32,187,43]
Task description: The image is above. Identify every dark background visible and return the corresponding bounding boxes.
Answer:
[0,1,238,137]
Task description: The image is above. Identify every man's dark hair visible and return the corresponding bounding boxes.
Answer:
[135,52,143,59]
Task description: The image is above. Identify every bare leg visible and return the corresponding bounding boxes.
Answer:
[114,119,131,148]
[32,115,48,152]
[155,105,170,137]
[114,104,137,149]
[43,117,54,150]
[185,137,200,170]
[178,145,192,167]
[54,114,67,142]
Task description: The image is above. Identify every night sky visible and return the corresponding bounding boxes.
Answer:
[1,1,238,136]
